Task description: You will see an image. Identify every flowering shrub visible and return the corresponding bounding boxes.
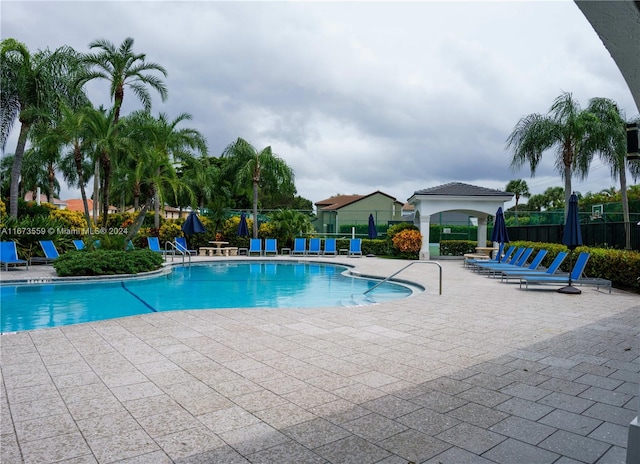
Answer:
[49,209,89,231]
[392,229,422,257]
[258,222,276,239]
[0,197,6,221]
[159,221,183,243]
[220,216,253,247]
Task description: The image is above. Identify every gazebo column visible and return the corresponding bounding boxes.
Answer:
[477,216,488,248]
[419,214,431,260]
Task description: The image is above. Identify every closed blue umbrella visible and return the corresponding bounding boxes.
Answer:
[490,207,509,244]
[559,193,583,294]
[182,211,206,236]
[368,214,377,239]
[237,212,249,237]
[490,207,509,259]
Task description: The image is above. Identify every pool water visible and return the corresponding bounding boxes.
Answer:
[1,262,416,333]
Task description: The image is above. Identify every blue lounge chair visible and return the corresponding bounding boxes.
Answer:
[500,251,568,283]
[248,238,262,256]
[474,247,525,273]
[308,238,321,255]
[520,253,610,292]
[147,237,170,257]
[487,249,548,278]
[264,238,278,256]
[475,248,533,274]
[73,240,85,250]
[466,245,516,269]
[30,240,61,264]
[0,241,29,271]
[348,239,362,257]
[175,237,196,254]
[292,238,306,256]
[323,238,337,256]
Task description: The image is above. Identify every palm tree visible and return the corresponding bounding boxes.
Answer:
[76,37,168,224]
[269,209,314,248]
[76,37,168,123]
[38,103,95,228]
[542,186,566,210]
[126,111,207,228]
[1,38,85,218]
[505,179,530,212]
[222,138,295,238]
[83,106,130,225]
[506,92,599,219]
[586,98,639,249]
[124,143,183,242]
[21,146,60,202]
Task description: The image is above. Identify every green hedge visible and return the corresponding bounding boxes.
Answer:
[53,249,164,277]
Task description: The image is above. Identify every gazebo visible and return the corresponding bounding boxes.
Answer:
[408,182,514,260]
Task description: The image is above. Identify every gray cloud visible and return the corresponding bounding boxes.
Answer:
[2,0,637,207]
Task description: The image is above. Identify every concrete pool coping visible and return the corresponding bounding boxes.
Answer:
[1,256,638,463]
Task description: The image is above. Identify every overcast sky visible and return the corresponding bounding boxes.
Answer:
[2,0,638,208]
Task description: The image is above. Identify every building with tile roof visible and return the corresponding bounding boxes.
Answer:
[315,191,404,234]
[23,191,66,209]
[408,182,513,259]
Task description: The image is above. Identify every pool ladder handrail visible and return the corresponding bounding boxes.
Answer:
[364,261,442,295]
[165,241,192,266]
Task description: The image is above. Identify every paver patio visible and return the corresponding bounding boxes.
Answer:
[1,256,638,463]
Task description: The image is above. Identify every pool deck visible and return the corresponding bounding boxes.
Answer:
[1,255,638,463]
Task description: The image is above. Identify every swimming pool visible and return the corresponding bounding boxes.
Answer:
[1,261,417,333]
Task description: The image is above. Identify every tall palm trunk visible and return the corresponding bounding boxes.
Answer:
[154,187,160,229]
[73,143,92,232]
[9,122,31,218]
[47,162,56,203]
[133,183,140,211]
[619,168,631,250]
[562,143,573,221]
[252,179,259,238]
[100,150,111,226]
[126,196,152,242]
[93,160,99,225]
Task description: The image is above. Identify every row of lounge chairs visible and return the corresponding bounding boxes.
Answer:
[465,245,612,293]
[247,238,362,257]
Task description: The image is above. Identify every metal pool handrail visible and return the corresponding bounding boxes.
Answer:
[165,241,192,266]
[364,261,442,295]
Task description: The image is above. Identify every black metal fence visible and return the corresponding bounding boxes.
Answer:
[507,221,640,251]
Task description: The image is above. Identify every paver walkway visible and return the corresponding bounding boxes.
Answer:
[1,257,638,463]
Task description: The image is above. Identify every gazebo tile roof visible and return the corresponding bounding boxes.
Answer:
[413,182,510,197]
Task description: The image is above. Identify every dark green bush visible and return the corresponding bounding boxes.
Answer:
[53,249,163,276]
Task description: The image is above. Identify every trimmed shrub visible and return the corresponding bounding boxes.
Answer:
[362,239,390,256]
[53,249,163,276]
